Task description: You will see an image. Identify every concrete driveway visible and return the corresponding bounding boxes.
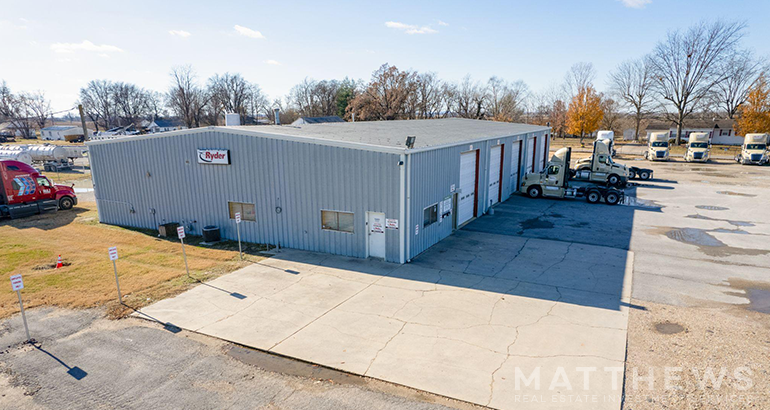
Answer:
[140,224,633,409]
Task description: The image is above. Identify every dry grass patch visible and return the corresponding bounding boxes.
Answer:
[0,202,268,319]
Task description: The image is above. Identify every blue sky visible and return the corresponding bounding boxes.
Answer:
[1,0,768,111]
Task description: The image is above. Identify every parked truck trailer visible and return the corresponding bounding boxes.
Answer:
[0,159,78,219]
[735,133,769,165]
[522,147,624,205]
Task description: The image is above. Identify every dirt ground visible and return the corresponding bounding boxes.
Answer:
[0,202,267,319]
[624,299,770,409]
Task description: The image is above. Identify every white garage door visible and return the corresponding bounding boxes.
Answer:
[488,145,502,206]
[458,150,477,225]
[509,141,521,193]
[540,135,548,170]
[526,137,535,173]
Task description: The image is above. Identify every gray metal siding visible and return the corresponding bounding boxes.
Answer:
[90,130,402,262]
[406,131,545,260]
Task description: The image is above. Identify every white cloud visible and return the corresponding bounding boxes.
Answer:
[169,29,191,38]
[438,20,449,26]
[265,59,281,65]
[385,21,438,35]
[50,40,123,54]
[619,0,651,9]
[234,25,265,39]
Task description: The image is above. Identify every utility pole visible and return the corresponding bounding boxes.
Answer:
[78,104,90,141]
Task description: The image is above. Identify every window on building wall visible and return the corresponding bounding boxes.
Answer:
[423,203,438,227]
[322,210,354,233]
[228,201,256,221]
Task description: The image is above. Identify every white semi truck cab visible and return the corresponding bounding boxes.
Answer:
[685,132,710,162]
[596,131,616,157]
[736,133,769,165]
[521,147,624,205]
[646,132,670,161]
[573,140,629,186]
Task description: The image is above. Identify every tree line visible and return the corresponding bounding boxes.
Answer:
[1,20,768,141]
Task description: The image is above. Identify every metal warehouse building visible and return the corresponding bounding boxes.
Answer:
[88,118,551,263]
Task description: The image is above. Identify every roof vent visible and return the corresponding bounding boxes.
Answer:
[274,108,281,125]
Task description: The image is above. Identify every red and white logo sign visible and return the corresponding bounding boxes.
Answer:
[197,149,230,165]
[177,226,186,239]
[10,274,23,291]
[235,212,241,224]
[386,218,399,230]
[108,246,118,261]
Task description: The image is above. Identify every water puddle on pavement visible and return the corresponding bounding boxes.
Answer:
[684,214,754,227]
[654,322,685,335]
[716,191,757,197]
[724,278,770,314]
[519,216,554,231]
[654,227,770,257]
[695,205,729,211]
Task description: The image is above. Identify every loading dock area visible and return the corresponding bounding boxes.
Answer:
[88,119,549,264]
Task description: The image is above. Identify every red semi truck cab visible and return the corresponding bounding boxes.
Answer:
[0,159,78,219]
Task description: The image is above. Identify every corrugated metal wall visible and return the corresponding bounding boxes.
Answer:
[407,130,547,260]
[89,130,402,262]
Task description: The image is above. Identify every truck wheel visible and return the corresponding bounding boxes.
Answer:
[629,170,636,180]
[639,171,651,180]
[608,174,621,186]
[605,191,620,205]
[59,196,74,210]
[526,186,542,198]
[586,190,601,204]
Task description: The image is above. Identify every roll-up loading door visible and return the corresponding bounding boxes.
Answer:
[458,150,478,226]
[488,145,503,206]
[509,140,521,193]
[526,137,536,173]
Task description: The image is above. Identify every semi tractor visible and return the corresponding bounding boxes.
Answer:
[573,140,629,186]
[645,132,670,161]
[0,159,78,218]
[522,147,624,205]
[596,131,616,157]
[684,132,710,162]
[735,133,769,165]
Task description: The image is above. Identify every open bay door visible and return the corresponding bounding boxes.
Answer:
[458,150,478,226]
[509,140,521,194]
[488,145,503,206]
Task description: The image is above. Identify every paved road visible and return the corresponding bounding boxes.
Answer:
[0,308,466,410]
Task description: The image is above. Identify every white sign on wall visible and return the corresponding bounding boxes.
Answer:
[386,219,399,229]
[415,224,419,235]
[235,212,242,224]
[177,226,186,239]
[108,246,119,261]
[10,274,23,291]
[197,149,230,165]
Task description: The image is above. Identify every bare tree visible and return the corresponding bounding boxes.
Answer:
[24,91,51,130]
[208,73,254,124]
[112,82,150,126]
[564,62,597,98]
[455,75,487,119]
[487,77,528,122]
[167,65,209,128]
[79,79,116,131]
[600,95,622,133]
[649,20,745,144]
[610,58,653,141]
[410,72,443,119]
[713,49,764,119]
[0,82,33,138]
[348,64,416,121]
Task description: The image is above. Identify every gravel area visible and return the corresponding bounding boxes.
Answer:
[624,299,770,409]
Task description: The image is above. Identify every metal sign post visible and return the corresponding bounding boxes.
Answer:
[177,226,190,278]
[235,212,243,261]
[10,275,30,342]
[108,247,122,303]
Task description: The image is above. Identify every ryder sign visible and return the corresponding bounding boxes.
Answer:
[197,149,230,165]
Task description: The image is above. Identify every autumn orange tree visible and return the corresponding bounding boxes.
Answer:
[566,86,603,144]
[736,74,770,135]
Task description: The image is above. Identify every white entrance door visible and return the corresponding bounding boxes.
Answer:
[488,145,502,206]
[526,137,536,172]
[367,212,386,259]
[509,141,521,193]
[458,150,477,225]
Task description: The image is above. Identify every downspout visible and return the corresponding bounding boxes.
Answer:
[399,153,406,264]
[405,151,412,262]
